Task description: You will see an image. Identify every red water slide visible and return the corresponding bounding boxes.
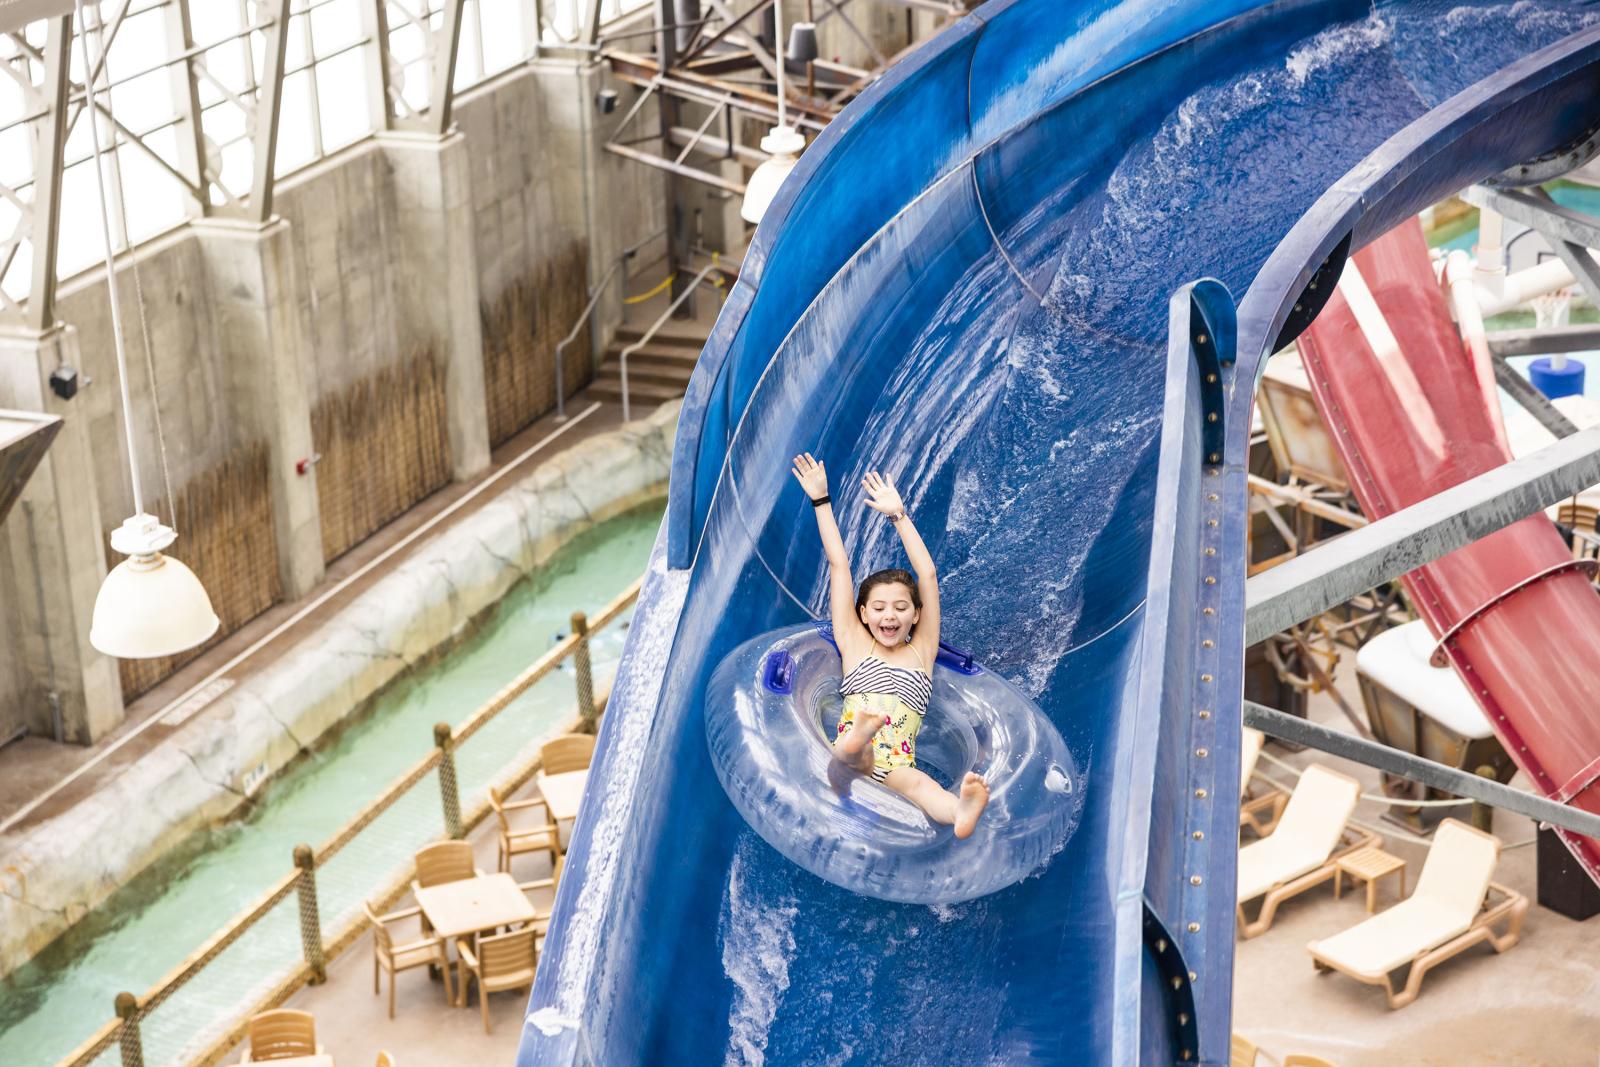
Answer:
[1294,220,1600,881]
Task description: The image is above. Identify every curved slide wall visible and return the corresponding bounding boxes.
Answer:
[524,2,1600,1063]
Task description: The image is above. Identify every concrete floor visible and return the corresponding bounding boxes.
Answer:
[224,786,548,1067]
[1232,650,1600,1067]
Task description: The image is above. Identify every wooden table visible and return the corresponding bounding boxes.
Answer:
[537,769,590,824]
[414,872,537,940]
[1334,846,1407,913]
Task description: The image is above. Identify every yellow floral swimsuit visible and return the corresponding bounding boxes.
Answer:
[835,644,934,782]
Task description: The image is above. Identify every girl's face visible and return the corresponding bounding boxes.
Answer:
[859,582,919,648]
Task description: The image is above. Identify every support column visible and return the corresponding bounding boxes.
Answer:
[192,218,325,599]
[0,325,123,743]
[378,130,491,482]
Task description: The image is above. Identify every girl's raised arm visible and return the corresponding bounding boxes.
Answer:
[863,471,940,664]
[792,454,867,656]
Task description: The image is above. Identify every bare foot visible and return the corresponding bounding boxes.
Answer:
[835,711,887,771]
[953,773,989,839]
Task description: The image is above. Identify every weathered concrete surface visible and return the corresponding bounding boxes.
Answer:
[0,401,676,976]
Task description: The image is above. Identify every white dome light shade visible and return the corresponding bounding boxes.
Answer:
[90,514,219,659]
[741,125,807,225]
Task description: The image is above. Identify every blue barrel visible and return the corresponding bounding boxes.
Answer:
[1530,357,1585,399]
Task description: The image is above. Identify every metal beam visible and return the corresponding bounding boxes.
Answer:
[426,0,467,135]
[1487,323,1600,357]
[164,0,211,216]
[358,0,394,131]
[1244,701,1600,839]
[603,140,748,194]
[247,0,292,222]
[1244,425,1600,644]
[25,16,71,331]
[1464,184,1600,251]
[1491,351,1579,438]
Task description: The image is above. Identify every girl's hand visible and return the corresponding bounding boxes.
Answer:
[862,470,906,519]
[792,453,829,500]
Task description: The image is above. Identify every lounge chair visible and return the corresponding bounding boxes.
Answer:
[1307,818,1527,1008]
[1240,727,1288,837]
[1236,763,1377,938]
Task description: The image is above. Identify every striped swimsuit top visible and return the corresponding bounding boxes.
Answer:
[839,646,933,715]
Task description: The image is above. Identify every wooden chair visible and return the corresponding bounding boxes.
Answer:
[1307,819,1527,1008]
[518,852,566,939]
[412,840,480,889]
[457,927,539,1034]
[1236,764,1379,938]
[1230,1033,1258,1067]
[364,900,453,1017]
[375,1054,395,1067]
[240,1009,320,1061]
[1239,727,1288,838]
[489,785,559,873]
[540,733,595,774]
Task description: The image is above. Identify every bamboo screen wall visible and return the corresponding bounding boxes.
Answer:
[480,243,591,447]
[312,347,452,562]
[112,442,283,700]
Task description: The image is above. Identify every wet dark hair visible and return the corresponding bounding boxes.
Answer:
[856,568,920,638]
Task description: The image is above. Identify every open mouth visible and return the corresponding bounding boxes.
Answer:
[877,624,901,640]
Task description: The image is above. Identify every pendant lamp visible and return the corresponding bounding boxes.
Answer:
[71,1,219,659]
[741,1,807,225]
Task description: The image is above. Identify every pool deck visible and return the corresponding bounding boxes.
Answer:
[0,385,640,835]
[1232,654,1600,1067]
[223,780,549,1067]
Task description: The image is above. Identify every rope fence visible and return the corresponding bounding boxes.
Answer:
[57,576,643,1067]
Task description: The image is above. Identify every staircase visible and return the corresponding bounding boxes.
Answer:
[589,318,710,407]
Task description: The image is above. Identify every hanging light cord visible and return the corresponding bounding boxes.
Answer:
[774,0,786,129]
[72,0,176,527]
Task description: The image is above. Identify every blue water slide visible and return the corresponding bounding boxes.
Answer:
[523,2,1600,1063]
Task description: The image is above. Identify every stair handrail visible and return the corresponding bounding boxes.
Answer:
[617,261,723,421]
[554,228,665,419]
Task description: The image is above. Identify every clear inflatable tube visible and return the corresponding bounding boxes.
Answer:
[705,622,1084,903]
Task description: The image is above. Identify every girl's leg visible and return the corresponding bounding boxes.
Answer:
[834,711,886,774]
[883,768,990,839]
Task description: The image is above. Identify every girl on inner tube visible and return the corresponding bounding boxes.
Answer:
[790,454,989,838]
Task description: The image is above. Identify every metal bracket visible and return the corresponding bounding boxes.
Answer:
[1143,905,1199,1064]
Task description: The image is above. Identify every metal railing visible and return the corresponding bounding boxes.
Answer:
[617,261,725,421]
[58,577,643,1067]
[554,229,666,419]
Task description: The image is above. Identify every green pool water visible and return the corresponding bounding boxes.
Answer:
[0,502,663,1067]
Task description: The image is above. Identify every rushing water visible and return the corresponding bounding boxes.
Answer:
[0,502,663,1067]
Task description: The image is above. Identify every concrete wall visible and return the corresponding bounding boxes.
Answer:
[0,59,660,743]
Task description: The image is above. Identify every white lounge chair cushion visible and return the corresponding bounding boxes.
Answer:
[1241,727,1265,795]
[1308,897,1473,978]
[1237,764,1360,904]
[1307,820,1500,978]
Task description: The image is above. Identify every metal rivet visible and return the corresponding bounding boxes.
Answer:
[1187,922,1200,933]
[1156,938,1168,952]
[1203,607,1215,616]
[1200,673,1212,682]
[1204,547,1216,556]
[1294,303,1303,312]
[1222,359,1233,367]
[1192,830,1204,840]
[1204,576,1216,585]
[1195,788,1207,798]
[1202,639,1214,648]
[1206,412,1218,423]
[1208,453,1220,463]
[1207,518,1218,527]
[1190,875,1202,885]
[1196,747,1208,758]
[1189,970,1198,981]
[1182,1051,1193,1062]
[1207,493,1218,501]
[1198,710,1211,719]
[1171,976,1182,990]
[1178,1013,1190,1026]
[1205,373,1217,384]
[1197,334,1208,344]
